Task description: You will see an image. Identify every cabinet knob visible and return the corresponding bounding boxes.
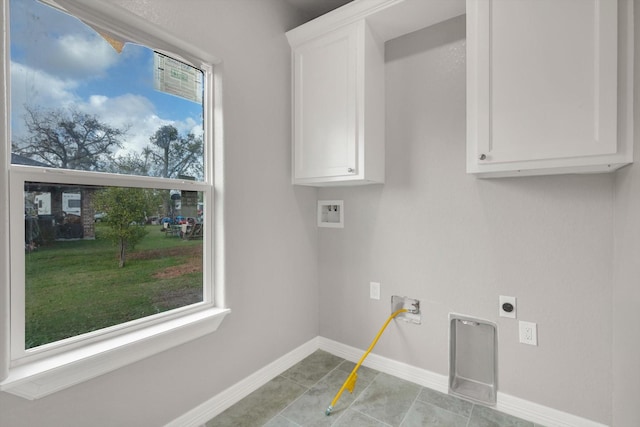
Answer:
[479,154,487,160]
[347,168,355,173]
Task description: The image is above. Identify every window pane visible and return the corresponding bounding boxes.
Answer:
[10,0,204,180]
[24,182,204,349]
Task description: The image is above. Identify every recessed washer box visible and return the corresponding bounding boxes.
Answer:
[317,200,344,228]
[449,313,497,406]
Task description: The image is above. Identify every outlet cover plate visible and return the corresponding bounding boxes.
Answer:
[499,295,517,318]
[519,321,537,346]
[370,282,380,300]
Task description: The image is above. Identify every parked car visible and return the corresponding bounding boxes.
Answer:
[94,212,107,222]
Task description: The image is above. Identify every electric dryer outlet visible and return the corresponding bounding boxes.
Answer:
[499,295,517,318]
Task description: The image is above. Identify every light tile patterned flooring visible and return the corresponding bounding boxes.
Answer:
[206,350,545,427]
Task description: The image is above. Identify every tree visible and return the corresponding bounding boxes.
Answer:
[93,187,151,268]
[12,106,128,171]
[110,151,152,176]
[147,125,203,179]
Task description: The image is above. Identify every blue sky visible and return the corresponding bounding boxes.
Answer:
[10,0,204,157]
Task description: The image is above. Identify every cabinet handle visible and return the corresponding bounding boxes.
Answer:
[479,154,487,160]
[347,168,355,173]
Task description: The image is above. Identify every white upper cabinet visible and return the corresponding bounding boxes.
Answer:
[287,0,465,186]
[467,0,634,177]
[290,20,384,186]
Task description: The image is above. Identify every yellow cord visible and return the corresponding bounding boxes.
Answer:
[326,308,408,415]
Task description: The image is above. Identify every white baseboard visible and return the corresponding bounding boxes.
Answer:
[496,393,608,427]
[318,337,608,427]
[164,337,320,427]
[317,336,449,393]
[165,336,608,427]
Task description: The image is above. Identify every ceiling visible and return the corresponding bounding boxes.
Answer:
[284,0,353,20]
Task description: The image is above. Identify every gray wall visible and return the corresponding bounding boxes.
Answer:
[318,17,616,424]
[612,2,640,426]
[2,2,638,426]
[0,1,319,426]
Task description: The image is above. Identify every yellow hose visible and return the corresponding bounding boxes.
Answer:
[325,308,408,416]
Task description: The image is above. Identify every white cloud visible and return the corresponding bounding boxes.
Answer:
[12,0,120,80]
[22,32,120,80]
[79,94,165,155]
[10,62,79,138]
[44,33,121,78]
[160,116,205,140]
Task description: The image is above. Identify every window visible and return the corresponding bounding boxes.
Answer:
[0,0,228,399]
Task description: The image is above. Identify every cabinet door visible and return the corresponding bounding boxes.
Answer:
[467,0,619,173]
[293,24,358,181]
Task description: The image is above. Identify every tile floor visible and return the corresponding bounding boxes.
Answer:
[205,350,545,427]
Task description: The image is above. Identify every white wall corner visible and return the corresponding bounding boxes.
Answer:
[164,337,320,427]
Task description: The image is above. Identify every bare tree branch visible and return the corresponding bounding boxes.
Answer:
[13,106,128,171]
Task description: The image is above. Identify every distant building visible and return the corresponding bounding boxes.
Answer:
[11,153,49,167]
[14,154,96,241]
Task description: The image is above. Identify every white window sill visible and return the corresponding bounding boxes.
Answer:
[0,307,230,400]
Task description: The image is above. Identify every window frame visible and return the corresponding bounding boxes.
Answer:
[0,0,228,399]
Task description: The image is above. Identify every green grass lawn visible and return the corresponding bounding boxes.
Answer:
[25,224,203,349]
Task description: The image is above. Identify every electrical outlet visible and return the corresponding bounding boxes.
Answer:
[370,282,380,300]
[519,321,537,346]
[499,295,516,318]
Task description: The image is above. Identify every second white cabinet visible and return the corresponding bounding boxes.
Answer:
[467,0,633,177]
[288,20,385,186]
[286,0,466,186]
